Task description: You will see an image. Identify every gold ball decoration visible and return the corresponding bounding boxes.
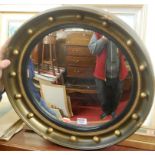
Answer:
[27,113,34,119]
[14,94,22,99]
[10,71,16,77]
[114,130,121,137]
[139,64,146,71]
[70,136,77,142]
[48,17,54,22]
[132,113,139,120]
[126,39,133,46]
[13,49,19,55]
[93,136,100,143]
[76,14,82,20]
[102,21,108,27]
[27,29,33,34]
[47,128,54,134]
[140,92,147,98]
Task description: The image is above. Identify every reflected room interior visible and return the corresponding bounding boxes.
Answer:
[26,28,133,127]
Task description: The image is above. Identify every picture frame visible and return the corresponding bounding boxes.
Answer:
[39,79,73,118]
[0,13,35,45]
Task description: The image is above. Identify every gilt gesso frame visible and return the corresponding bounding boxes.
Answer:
[3,6,154,150]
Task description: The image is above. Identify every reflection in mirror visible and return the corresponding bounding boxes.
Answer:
[26,28,132,128]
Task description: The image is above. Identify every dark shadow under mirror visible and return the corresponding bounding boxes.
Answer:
[26,28,133,128]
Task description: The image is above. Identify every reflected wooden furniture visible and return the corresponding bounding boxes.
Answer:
[41,34,60,75]
[31,34,60,75]
[65,32,96,94]
[0,126,144,151]
[66,87,96,94]
[65,32,95,78]
[31,43,43,73]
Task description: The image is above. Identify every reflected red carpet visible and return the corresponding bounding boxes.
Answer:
[71,97,128,122]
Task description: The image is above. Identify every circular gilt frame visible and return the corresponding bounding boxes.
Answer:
[3,7,154,150]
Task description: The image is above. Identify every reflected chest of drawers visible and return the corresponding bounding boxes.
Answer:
[65,32,96,94]
[65,32,95,79]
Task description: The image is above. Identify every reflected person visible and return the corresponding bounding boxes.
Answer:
[88,32,128,119]
[27,59,57,117]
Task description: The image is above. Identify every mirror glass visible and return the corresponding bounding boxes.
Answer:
[25,28,133,128]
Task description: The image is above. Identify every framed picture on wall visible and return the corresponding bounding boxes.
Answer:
[7,20,23,37]
[0,13,36,45]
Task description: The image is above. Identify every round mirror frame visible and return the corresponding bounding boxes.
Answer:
[3,7,154,150]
